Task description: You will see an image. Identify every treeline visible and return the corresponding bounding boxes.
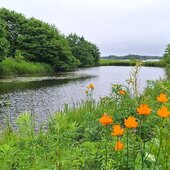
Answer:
[163,44,170,79]
[103,54,161,60]
[0,8,100,74]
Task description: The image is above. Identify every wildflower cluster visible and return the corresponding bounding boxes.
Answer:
[0,81,170,169]
[156,93,170,118]
[98,86,170,169]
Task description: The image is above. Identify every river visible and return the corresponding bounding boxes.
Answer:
[0,66,166,127]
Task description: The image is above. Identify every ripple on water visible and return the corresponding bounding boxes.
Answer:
[0,66,166,127]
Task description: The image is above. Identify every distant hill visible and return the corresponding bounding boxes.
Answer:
[102,54,162,60]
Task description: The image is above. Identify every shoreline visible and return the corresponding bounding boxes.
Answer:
[0,63,164,83]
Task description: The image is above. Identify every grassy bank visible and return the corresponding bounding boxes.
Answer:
[0,78,170,169]
[0,58,164,79]
[99,59,164,67]
[0,58,53,78]
[165,64,170,79]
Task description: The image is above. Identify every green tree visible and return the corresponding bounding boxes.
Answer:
[17,18,79,70]
[0,8,26,57]
[0,8,79,70]
[89,43,100,64]
[67,33,100,66]
[164,44,170,64]
[0,8,100,71]
[0,18,9,61]
[163,44,170,79]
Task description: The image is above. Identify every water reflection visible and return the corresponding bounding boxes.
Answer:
[0,66,165,126]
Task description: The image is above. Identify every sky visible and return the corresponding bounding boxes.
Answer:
[0,0,170,56]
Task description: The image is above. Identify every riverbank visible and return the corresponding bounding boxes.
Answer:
[0,58,164,79]
[0,66,165,120]
[0,80,170,169]
[99,59,164,67]
[0,58,54,78]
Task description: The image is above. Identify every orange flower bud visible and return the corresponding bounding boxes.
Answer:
[87,83,94,89]
[157,106,170,118]
[112,125,124,136]
[85,90,89,94]
[99,113,113,126]
[119,90,126,95]
[157,93,168,103]
[137,104,152,115]
[124,116,138,128]
[115,140,124,151]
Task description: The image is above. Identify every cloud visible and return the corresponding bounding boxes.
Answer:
[0,0,170,55]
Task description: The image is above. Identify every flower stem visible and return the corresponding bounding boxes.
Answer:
[126,129,129,169]
[140,115,145,170]
[141,141,146,170]
[153,129,162,170]
[105,126,108,169]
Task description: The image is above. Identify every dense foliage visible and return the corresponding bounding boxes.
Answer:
[0,18,9,61]
[163,44,170,79]
[67,34,100,66]
[0,8,100,73]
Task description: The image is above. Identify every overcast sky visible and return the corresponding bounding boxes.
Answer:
[0,0,170,56]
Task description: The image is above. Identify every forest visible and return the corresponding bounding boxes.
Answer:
[0,8,100,76]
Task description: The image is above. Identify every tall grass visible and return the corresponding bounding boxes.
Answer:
[0,78,170,169]
[99,59,136,66]
[0,58,53,77]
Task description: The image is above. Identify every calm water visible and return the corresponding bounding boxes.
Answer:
[0,66,165,126]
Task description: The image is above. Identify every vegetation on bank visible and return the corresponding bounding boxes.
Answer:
[0,64,170,169]
[102,54,161,60]
[0,57,53,77]
[99,59,164,67]
[164,44,170,79]
[0,8,100,75]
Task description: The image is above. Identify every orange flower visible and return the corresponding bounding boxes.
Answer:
[119,90,126,95]
[157,93,168,103]
[157,106,170,118]
[112,125,124,136]
[99,113,113,126]
[87,83,94,89]
[115,140,124,151]
[137,104,152,115]
[124,116,138,128]
[85,90,89,94]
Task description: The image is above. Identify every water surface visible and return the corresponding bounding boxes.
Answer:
[0,66,165,126]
